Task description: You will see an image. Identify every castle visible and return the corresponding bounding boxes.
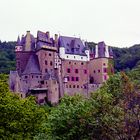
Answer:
[9,31,114,105]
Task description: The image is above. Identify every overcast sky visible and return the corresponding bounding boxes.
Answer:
[0,0,140,47]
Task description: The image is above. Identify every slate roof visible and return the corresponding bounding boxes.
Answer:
[22,54,41,75]
[59,36,88,56]
[16,36,21,46]
[20,33,35,51]
[98,41,106,57]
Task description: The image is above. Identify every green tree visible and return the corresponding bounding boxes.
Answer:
[0,77,47,140]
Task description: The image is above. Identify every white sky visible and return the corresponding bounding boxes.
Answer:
[0,0,140,47]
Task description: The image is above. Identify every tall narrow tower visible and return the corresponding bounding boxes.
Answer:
[89,41,114,84]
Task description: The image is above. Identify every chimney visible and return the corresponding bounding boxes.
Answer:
[27,31,30,34]
[55,34,58,42]
[46,31,50,41]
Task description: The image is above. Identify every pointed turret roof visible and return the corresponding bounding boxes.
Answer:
[16,36,21,46]
[22,54,41,75]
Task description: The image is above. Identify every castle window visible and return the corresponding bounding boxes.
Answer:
[67,43,69,46]
[66,85,68,88]
[41,81,44,84]
[69,61,71,64]
[104,75,107,80]
[69,85,71,88]
[81,57,83,59]
[36,76,38,78]
[67,68,70,73]
[32,75,33,78]
[75,69,78,73]
[78,44,80,48]
[84,70,87,74]
[50,61,53,66]
[25,76,28,79]
[74,56,76,59]
[49,53,51,56]
[76,77,79,81]
[84,86,87,89]
[103,68,107,73]
[45,69,48,73]
[67,56,69,58]
[74,62,76,65]
[45,60,47,65]
[46,81,47,84]
[40,76,42,78]
[72,77,75,81]
[73,85,75,88]
[94,70,96,73]
[77,85,79,88]
[81,62,84,65]
[98,69,100,73]
[103,63,106,66]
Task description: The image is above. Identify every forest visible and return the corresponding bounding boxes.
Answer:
[0,67,140,139]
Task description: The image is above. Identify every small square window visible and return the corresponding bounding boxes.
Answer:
[84,70,87,74]
[94,70,96,73]
[76,77,79,81]
[103,63,106,66]
[49,53,51,56]
[67,68,71,73]
[104,75,107,80]
[103,68,107,73]
[77,85,79,88]
[67,76,70,81]
[98,69,100,73]
[25,76,28,79]
[69,85,71,88]
[72,77,75,81]
[50,61,53,66]
[45,69,48,73]
[81,62,84,65]
[45,60,47,65]
[75,69,78,73]
[73,85,75,88]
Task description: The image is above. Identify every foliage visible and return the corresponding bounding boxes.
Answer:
[0,75,47,140]
[0,41,16,74]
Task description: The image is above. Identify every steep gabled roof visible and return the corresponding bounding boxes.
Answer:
[22,54,41,75]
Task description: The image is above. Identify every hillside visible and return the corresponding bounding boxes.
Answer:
[0,41,16,73]
[0,41,140,73]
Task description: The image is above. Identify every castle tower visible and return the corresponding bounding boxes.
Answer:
[89,41,114,84]
[15,31,35,75]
